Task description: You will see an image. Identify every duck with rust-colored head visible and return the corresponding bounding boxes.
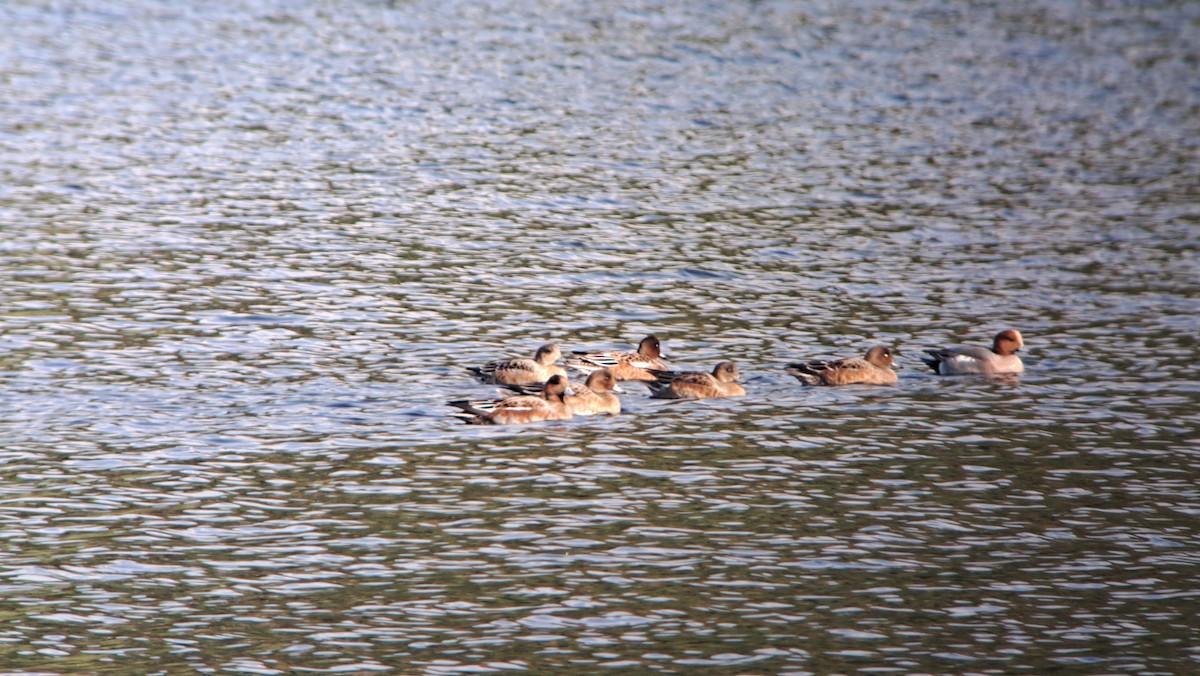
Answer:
[786,346,898,386]
[568,334,668,382]
[646,361,745,400]
[921,330,1024,375]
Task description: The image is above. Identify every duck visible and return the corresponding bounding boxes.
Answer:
[920,329,1025,375]
[785,346,898,386]
[568,334,668,382]
[645,361,746,400]
[466,342,568,385]
[448,374,573,425]
[505,368,622,416]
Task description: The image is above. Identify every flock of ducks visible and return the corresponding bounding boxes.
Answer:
[448,330,1026,425]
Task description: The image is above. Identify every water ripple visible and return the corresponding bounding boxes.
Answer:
[1,0,1198,673]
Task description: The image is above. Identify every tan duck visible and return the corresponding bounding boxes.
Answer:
[646,361,745,400]
[467,342,568,385]
[786,346,898,386]
[449,374,573,425]
[507,368,622,416]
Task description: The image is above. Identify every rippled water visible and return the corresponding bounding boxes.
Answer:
[2,0,1198,673]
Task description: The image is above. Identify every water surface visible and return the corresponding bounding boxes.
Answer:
[1,0,1198,673]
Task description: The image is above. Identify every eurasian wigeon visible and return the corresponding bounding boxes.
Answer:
[785,346,898,386]
[646,361,746,400]
[920,329,1025,375]
[507,368,622,416]
[568,334,668,382]
[467,342,568,385]
[449,374,573,425]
